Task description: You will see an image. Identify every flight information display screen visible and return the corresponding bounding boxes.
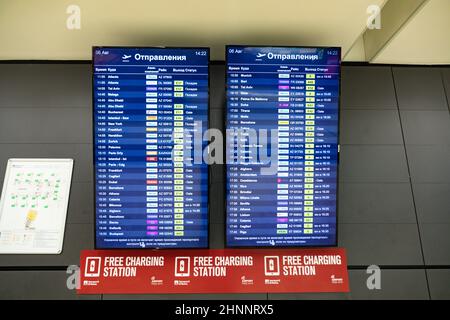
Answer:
[93,47,209,249]
[226,46,340,247]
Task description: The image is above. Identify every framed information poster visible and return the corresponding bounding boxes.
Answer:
[0,159,73,254]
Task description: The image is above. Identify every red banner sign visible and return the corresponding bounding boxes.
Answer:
[78,248,349,294]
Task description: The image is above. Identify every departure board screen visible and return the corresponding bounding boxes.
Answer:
[226,46,340,247]
[93,47,209,249]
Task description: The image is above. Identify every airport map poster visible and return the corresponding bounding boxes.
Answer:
[93,47,209,249]
[226,46,340,247]
[0,158,73,254]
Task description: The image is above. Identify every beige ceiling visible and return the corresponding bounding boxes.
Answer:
[372,0,450,64]
[0,0,385,61]
[0,0,448,64]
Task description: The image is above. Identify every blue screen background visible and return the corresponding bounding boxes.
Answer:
[93,47,209,249]
[226,46,340,247]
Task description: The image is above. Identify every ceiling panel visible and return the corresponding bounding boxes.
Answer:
[0,0,385,60]
[373,0,450,64]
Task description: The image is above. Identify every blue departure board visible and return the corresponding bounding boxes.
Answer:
[226,46,340,247]
[93,47,209,249]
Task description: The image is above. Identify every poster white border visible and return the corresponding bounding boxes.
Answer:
[0,158,74,254]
